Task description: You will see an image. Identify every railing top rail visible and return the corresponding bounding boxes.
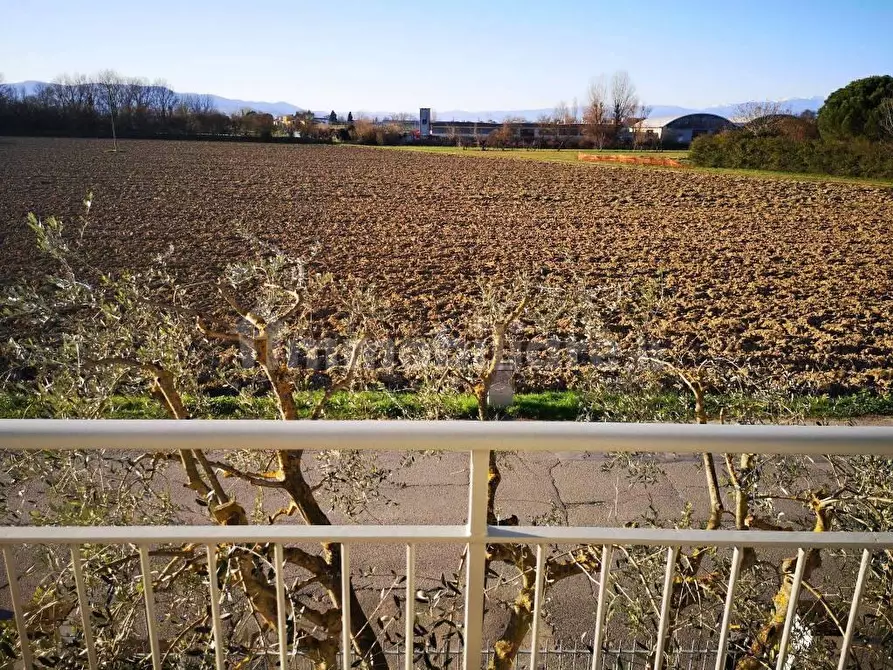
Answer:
[2,524,893,549]
[2,419,893,455]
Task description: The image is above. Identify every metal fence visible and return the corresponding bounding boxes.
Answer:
[2,419,893,670]
[282,640,726,670]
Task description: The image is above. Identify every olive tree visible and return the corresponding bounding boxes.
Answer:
[1,203,397,669]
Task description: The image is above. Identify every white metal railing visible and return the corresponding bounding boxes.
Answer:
[1,419,893,670]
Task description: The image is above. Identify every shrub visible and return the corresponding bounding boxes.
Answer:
[690,131,893,180]
[349,119,406,145]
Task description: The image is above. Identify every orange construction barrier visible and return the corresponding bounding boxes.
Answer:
[577,153,682,167]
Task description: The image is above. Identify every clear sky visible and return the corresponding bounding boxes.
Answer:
[2,0,892,112]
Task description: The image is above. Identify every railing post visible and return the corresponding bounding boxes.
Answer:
[464,449,490,670]
[590,544,613,670]
[529,545,546,670]
[405,544,416,670]
[714,547,743,670]
[274,543,289,670]
[653,546,679,670]
[138,545,162,670]
[837,549,872,670]
[775,548,807,670]
[2,547,34,670]
[70,545,98,670]
[205,544,225,670]
[342,544,352,669]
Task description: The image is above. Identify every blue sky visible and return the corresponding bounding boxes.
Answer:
[2,0,892,112]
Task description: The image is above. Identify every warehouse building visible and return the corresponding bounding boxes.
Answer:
[417,109,734,147]
[632,113,735,145]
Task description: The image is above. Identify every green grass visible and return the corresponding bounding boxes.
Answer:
[2,389,891,422]
[676,164,893,187]
[368,145,893,187]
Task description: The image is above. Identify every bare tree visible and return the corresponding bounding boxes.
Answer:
[734,100,792,135]
[632,102,653,149]
[181,93,215,115]
[150,78,178,122]
[0,72,7,101]
[536,112,553,148]
[125,76,151,114]
[389,111,415,133]
[44,72,100,116]
[96,69,125,151]
[610,70,639,139]
[583,77,609,148]
[447,123,463,147]
[71,73,97,113]
[551,100,578,149]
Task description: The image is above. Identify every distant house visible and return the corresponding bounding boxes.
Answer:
[633,113,734,146]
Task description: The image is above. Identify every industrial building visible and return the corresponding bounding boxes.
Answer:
[632,113,735,145]
[418,109,735,147]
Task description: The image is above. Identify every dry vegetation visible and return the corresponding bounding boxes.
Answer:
[2,137,893,391]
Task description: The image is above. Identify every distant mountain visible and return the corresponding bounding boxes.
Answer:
[8,80,44,97]
[7,81,303,116]
[187,94,302,116]
[434,109,552,122]
[7,81,825,121]
[700,96,825,119]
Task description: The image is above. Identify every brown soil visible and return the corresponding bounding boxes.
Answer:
[2,137,893,391]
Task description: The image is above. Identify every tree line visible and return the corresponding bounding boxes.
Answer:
[0,70,279,140]
[0,69,654,149]
[691,75,893,180]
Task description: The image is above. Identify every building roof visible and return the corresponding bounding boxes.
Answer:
[636,113,733,129]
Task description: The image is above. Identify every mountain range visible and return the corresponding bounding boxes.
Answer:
[7,81,824,121]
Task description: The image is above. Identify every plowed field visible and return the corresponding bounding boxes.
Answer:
[2,137,892,391]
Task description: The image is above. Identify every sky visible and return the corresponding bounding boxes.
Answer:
[2,0,892,113]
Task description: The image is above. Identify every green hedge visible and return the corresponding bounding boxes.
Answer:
[690,132,893,180]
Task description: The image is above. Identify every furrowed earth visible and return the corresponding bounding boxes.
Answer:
[2,137,892,391]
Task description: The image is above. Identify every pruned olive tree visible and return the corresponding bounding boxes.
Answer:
[0,203,401,669]
[572,281,893,669]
